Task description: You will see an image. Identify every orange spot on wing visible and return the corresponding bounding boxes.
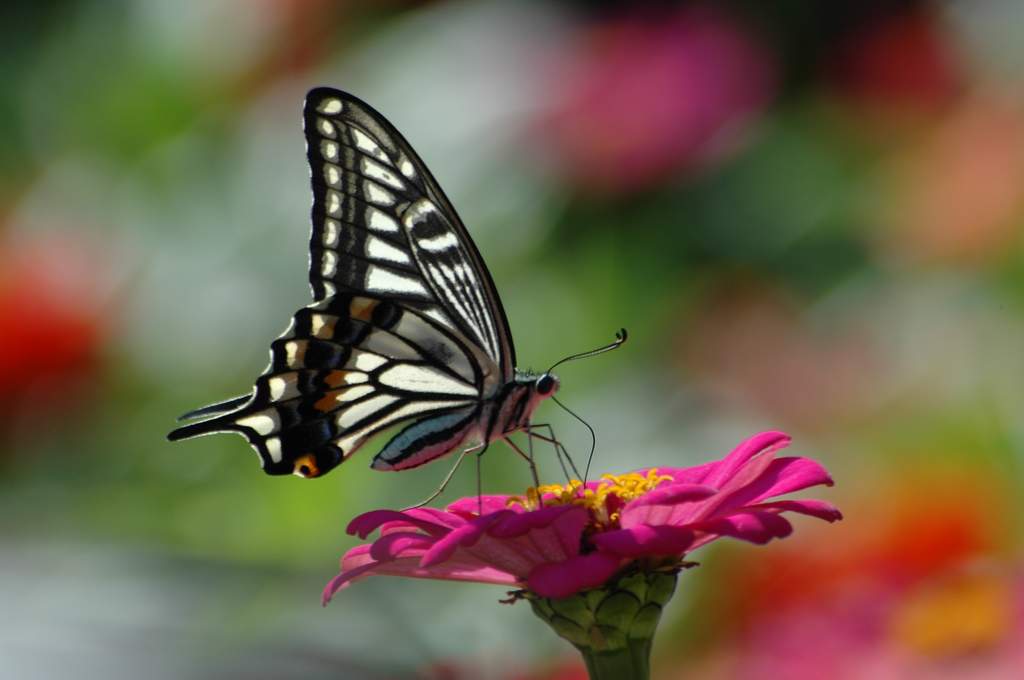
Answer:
[324,370,350,388]
[349,297,378,322]
[293,453,320,478]
[314,390,342,412]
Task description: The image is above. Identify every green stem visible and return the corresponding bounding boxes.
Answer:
[580,637,652,680]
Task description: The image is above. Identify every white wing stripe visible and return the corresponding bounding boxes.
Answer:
[334,399,473,456]
[378,364,478,396]
[366,265,429,297]
[336,394,399,428]
[365,235,411,265]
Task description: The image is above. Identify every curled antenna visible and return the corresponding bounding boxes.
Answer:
[543,328,627,484]
[546,328,628,374]
[551,395,598,484]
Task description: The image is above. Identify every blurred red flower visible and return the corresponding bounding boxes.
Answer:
[0,236,105,426]
[829,9,962,117]
[543,7,775,193]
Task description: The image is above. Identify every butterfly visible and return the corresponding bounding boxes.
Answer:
[168,87,568,479]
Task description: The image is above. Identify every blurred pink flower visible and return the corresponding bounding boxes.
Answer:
[543,7,775,193]
[323,432,839,603]
[679,285,880,430]
[727,567,1024,680]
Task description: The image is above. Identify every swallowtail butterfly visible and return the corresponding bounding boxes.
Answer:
[168,88,564,479]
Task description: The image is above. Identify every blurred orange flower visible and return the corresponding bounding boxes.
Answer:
[876,95,1024,266]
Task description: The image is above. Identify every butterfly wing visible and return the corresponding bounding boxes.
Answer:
[305,88,515,379]
[168,88,516,477]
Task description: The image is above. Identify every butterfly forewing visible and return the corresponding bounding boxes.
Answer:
[304,89,515,380]
[169,88,522,477]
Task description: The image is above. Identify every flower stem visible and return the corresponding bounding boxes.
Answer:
[579,638,652,680]
[524,567,679,680]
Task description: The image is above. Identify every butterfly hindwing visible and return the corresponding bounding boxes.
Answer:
[170,292,488,475]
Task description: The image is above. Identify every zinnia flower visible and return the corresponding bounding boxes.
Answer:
[324,431,839,603]
[324,431,838,679]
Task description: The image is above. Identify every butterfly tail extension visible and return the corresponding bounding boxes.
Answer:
[170,393,353,477]
[167,406,244,441]
[175,394,252,421]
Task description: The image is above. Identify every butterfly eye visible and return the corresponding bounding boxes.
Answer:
[536,374,557,396]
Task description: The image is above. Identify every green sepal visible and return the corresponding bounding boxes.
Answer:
[519,564,682,680]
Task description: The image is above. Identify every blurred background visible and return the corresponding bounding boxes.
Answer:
[2,0,1022,678]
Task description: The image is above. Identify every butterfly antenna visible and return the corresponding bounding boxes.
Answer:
[546,328,628,374]
[551,395,598,484]
[543,329,627,483]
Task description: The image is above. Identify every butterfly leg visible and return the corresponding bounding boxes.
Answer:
[522,424,570,483]
[527,423,584,482]
[475,444,490,515]
[503,437,541,490]
[528,424,573,483]
[402,442,485,511]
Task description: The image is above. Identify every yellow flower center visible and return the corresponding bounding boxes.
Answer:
[509,470,672,528]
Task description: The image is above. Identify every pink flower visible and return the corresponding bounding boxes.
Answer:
[543,7,775,193]
[323,432,840,604]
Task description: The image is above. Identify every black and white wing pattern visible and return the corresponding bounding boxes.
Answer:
[168,88,517,477]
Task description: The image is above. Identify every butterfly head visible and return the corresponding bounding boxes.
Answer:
[535,372,560,397]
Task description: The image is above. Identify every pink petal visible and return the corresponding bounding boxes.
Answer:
[521,511,586,562]
[695,510,793,544]
[323,560,385,604]
[446,494,514,516]
[625,483,718,510]
[750,457,835,500]
[369,531,436,561]
[462,534,542,577]
[644,461,717,485]
[526,552,623,599]
[549,506,590,557]
[591,525,696,557]
[704,431,791,488]
[488,505,579,538]
[619,483,719,527]
[339,544,373,571]
[347,508,457,539]
[702,457,835,517]
[674,447,786,524]
[323,554,521,605]
[419,511,513,567]
[750,499,843,522]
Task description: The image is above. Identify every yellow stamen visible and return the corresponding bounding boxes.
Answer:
[508,470,672,528]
